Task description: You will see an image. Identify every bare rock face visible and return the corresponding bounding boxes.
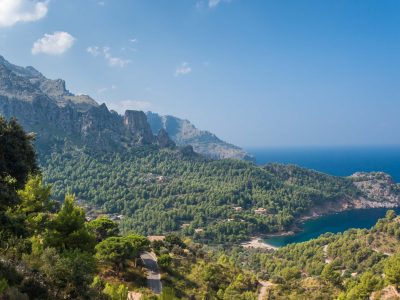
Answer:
[350,172,400,207]
[124,110,155,145]
[146,112,254,161]
[0,55,173,153]
[157,128,176,148]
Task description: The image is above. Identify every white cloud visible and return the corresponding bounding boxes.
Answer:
[107,100,153,114]
[88,45,130,68]
[87,46,100,57]
[103,47,130,67]
[32,31,76,55]
[0,0,48,27]
[175,62,192,77]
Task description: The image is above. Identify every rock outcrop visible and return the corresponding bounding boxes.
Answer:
[0,55,249,160]
[146,112,253,160]
[0,56,170,153]
[156,128,175,148]
[124,110,155,145]
[349,172,400,207]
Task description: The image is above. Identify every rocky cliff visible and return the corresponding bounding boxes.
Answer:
[349,172,400,208]
[0,55,247,159]
[0,55,176,153]
[264,164,400,219]
[146,112,253,160]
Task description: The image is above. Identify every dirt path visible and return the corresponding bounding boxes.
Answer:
[140,251,162,295]
[258,281,274,300]
[323,245,332,263]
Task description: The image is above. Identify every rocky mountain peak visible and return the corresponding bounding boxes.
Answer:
[0,55,250,160]
[124,110,155,145]
[146,112,254,160]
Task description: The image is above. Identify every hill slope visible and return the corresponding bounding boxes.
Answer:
[234,211,400,299]
[43,147,400,244]
[1,54,400,245]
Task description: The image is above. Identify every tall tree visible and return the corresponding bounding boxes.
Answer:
[44,193,95,252]
[0,117,37,188]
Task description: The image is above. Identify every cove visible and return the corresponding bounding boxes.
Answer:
[264,207,400,248]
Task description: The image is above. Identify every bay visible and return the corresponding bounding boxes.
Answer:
[247,146,400,247]
[264,208,400,248]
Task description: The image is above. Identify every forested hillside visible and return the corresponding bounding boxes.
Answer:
[229,210,400,299]
[42,146,362,244]
[0,117,259,299]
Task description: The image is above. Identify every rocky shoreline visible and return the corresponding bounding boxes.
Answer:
[242,172,400,250]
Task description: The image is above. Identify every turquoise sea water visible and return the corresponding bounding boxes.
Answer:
[264,208,400,247]
[247,146,400,247]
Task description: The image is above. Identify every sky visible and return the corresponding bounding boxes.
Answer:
[0,0,399,148]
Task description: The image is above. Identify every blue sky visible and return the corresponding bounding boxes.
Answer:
[0,0,399,147]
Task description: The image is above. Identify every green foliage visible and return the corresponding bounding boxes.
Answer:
[88,216,119,242]
[159,287,178,300]
[158,254,172,270]
[103,282,129,300]
[165,234,186,249]
[39,248,97,299]
[231,212,400,299]
[0,116,38,191]
[339,272,383,300]
[43,147,359,244]
[321,264,341,286]
[384,253,400,288]
[124,234,150,254]
[281,266,301,281]
[95,236,134,271]
[17,175,54,234]
[162,246,258,300]
[0,278,8,294]
[95,234,148,271]
[0,117,38,236]
[44,193,95,252]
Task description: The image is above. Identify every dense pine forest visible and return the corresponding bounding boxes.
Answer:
[0,117,259,299]
[229,210,400,299]
[42,146,359,244]
[2,117,400,299]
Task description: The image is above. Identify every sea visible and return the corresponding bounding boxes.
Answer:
[247,146,400,247]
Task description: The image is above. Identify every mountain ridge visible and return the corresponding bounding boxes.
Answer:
[146,111,253,160]
[0,55,251,160]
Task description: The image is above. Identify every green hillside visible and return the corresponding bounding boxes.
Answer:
[42,146,359,244]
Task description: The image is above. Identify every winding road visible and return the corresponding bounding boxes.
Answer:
[140,251,162,295]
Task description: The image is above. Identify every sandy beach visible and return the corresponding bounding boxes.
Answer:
[241,238,279,250]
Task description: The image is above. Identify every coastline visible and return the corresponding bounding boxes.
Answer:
[242,205,400,250]
[241,237,279,250]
